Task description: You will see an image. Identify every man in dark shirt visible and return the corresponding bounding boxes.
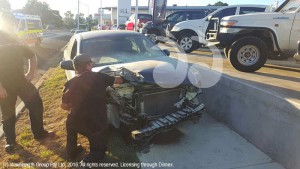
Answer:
[0,10,53,153]
[61,54,123,162]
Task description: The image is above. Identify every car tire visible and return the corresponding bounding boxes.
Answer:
[178,32,199,53]
[228,36,268,72]
[148,29,160,44]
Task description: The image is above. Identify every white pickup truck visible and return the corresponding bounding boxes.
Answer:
[207,0,300,72]
[169,5,270,53]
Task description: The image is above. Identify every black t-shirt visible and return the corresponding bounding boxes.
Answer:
[0,31,35,87]
[62,71,115,133]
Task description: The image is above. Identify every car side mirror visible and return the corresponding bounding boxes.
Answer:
[60,60,74,70]
[163,49,170,56]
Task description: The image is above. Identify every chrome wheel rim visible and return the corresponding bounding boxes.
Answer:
[149,34,157,42]
[180,37,193,51]
[237,45,260,66]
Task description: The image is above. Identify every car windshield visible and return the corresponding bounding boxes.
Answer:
[138,14,152,20]
[81,35,167,65]
[281,0,300,12]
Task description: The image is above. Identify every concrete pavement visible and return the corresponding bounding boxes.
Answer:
[138,114,285,169]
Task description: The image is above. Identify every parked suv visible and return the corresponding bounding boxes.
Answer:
[126,14,152,31]
[170,5,270,53]
[140,9,218,43]
[208,0,300,72]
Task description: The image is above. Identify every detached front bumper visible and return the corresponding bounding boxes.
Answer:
[131,103,205,141]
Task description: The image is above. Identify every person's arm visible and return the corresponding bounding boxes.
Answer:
[25,55,37,81]
[0,82,7,99]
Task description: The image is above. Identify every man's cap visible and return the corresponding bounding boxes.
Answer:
[73,54,93,64]
[73,54,94,71]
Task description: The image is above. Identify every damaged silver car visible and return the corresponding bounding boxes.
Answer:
[60,31,205,143]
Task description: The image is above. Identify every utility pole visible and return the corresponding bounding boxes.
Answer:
[134,0,138,31]
[99,0,102,29]
[77,0,80,30]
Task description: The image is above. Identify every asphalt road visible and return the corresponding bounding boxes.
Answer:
[0,30,72,123]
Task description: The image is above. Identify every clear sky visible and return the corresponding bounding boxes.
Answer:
[9,0,282,17]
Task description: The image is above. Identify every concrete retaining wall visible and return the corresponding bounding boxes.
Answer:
[203,75,300,169]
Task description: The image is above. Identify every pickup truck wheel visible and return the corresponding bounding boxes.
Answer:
[178,32,198,53]
[229,36,268,72]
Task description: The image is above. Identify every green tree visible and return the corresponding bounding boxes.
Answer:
[0,0,11,10]
[64,11,75,29]
[208,1,228,6]
[21,0,63,28]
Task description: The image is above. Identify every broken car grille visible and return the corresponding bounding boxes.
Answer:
[139,88,183,118]
[132,103,205,141]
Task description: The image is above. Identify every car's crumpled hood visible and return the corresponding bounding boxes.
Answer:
[92,57,199,86]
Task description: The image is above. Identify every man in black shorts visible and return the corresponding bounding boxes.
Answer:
[61,54,123,162]
[0,10,53,153]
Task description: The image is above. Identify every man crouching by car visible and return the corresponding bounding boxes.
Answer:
[61,54,123,163]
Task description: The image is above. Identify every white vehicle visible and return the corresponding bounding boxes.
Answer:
[170,5,270,53]
[14,13,44,46]
[209,0,300,72]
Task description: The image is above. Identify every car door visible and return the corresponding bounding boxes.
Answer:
[203,7,237,40]
[289,7,300,50]
[64,36,78,80]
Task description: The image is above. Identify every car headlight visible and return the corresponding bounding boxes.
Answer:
[171,25,180,32]
[220,20,238,27]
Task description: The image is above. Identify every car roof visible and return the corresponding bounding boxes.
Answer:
[223,4,268,8]
[77,30,142,40]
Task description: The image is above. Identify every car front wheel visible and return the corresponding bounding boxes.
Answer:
[178,32,199,53]
[228,36,268,72]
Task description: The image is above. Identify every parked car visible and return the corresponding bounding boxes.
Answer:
[170,5,270,53]
[118,24,126,30]
[111,24,118,30]
[140,9,218,43]
[207,0,300,72]
[60,31,205,142]
[126,14,152,31]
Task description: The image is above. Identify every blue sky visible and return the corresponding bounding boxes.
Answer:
[10,0,282,16]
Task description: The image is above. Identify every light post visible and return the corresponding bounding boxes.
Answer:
[99,0,103,29]
[77,0,80,30]
[134,0,138,31]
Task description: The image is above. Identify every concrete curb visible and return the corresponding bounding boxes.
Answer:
[0,72,48,139]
